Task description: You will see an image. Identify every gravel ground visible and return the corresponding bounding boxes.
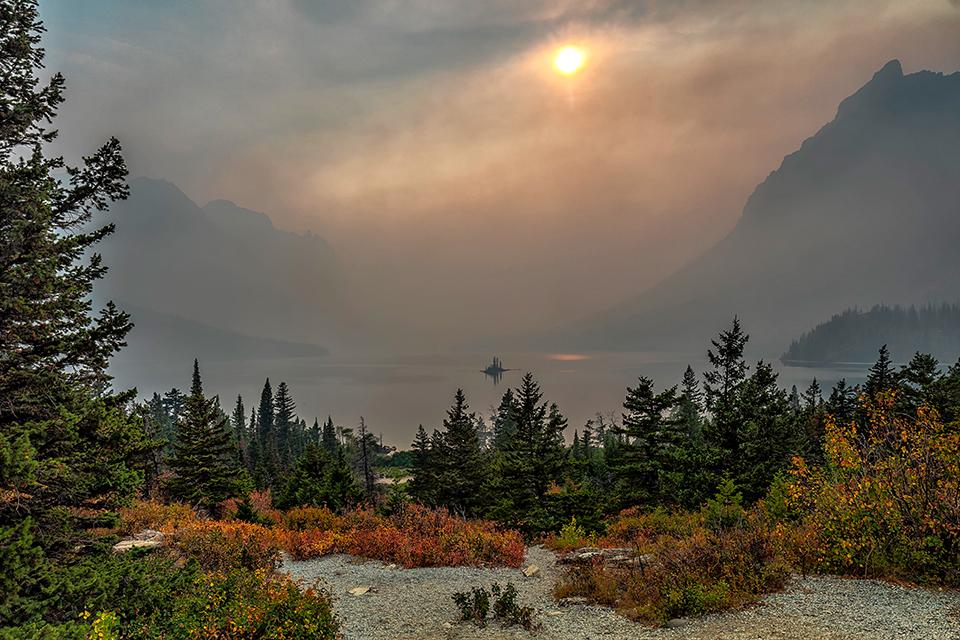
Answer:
[283,547,960,640]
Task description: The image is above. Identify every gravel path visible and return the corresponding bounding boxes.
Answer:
[283,547,960,640]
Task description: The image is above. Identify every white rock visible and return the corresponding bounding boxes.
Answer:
[348,586,372,596]
[522,564,540,577]
[112,539,162,553]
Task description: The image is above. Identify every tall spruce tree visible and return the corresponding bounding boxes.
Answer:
[614,377,683,506]
[898,352,942,414]
[703,318,750,469]
[273,381,296,469]
[491,388,518,450]
[735,362,802,500]
[437,389,486,515]
[865,345,897,398]
[0,2,155,624]
[168,361,241,511]
[231,395,246,463]
[321,416,338,454]
[676,365,704,438]
[253,378,278,486]
[495,374,567,528]
[825,379,858,425]
[408,425,436,505]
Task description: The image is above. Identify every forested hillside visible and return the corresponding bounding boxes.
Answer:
[782,304,960,364]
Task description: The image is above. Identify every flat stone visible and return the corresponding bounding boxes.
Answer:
[133,529,164,542]
[347,586,371,596]
[522,564,540,577]
[112,539,162,553]
[665,618,688,629]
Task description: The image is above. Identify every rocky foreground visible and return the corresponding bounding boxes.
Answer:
[283,546,960,640]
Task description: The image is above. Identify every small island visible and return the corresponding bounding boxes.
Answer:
[483,356,510,383]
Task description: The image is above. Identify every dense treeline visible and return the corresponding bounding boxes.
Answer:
[408,320,960,537]
[139,366,402,514]
[782,303,960,364]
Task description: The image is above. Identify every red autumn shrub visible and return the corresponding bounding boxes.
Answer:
[282,505,525,568]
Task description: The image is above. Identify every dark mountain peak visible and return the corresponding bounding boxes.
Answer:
[127,176,197,210]
[874,58,903,80]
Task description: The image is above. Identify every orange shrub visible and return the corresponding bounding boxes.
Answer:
[118,499,198,534]
[283,507,343,531]
[173,521,283,572]
[787,393,960,584]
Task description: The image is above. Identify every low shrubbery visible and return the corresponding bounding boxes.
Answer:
[452,582,540,632]
[283,504,526,568]
[786,395,960,585]
[121,499,525,569]
[553,488,788,624]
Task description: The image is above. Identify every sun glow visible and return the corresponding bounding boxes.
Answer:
[553,46,585,75]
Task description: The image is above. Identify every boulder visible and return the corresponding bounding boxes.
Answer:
[522,564,540,577]
[112,529,164,553]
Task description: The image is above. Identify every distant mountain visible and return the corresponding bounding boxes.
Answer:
[571,60,960,353]
[114,304,328,365]
[782,304,960,366]
[97,177,354,350]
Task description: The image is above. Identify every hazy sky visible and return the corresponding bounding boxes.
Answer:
[44,0,960,346]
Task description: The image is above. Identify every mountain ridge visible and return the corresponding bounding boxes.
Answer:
[567,59,960,353]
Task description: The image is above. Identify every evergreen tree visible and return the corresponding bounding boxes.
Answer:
[802,379,822,411]
[321,416,338,454]
[147,392,176,458]
[408,425,436,505]
[898,352,942,414]
[571,430,582,459]
[275,443,361,512]
[703,317,750,468]
[357,417,375,499]
[306,417,321,446]
[825,378,858,425]
[168,361,241,512]
[162,388,187,424]
[0,3,152,624]
[614,377,683,506]
[231,395,246,463]
[788,385,801,412]
[436,389,487,515]
[676,365,704,438]
[736,362,803,500]
[273,381,296,469]
[253,378,277,487]
[491,388,518,450]
[865,345,897,398]
[495,374,568,528]
[799,379,825,459]
[580,420,594,458]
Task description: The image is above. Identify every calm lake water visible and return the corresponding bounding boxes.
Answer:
[114,350,870,448]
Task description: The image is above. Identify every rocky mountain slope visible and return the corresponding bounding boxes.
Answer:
[572,60,960,352]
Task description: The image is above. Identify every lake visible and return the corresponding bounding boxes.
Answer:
[113,349,870,448]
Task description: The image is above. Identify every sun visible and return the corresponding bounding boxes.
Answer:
[553,46,585,76]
